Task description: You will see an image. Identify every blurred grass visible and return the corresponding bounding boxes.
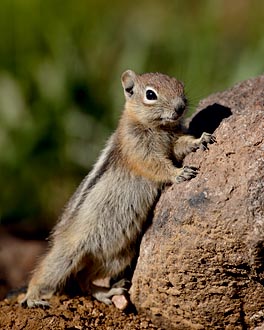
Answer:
[0,0,263,231]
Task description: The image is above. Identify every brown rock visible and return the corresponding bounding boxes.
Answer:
[130,75,264,329]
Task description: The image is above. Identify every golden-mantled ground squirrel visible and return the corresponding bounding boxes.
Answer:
[21,70,215,308]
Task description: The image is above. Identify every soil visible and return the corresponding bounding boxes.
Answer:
[0,295,159,330]
[0,230,160,329]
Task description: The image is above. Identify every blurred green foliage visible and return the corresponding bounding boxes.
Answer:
[0,0,263,230]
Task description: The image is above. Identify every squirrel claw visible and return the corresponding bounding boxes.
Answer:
[21,297,50,309]
[200,132,216,148]
[176,166,198,183]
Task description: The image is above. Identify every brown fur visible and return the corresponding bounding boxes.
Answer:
[21,69,215,308]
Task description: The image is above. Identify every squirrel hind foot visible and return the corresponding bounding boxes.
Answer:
[20,297,50,309]
[91,280,128,305]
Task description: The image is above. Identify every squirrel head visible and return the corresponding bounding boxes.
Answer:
[121,69,187,128]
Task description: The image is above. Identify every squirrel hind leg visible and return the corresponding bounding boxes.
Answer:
[21,240,87,308]
[20,286,54,308]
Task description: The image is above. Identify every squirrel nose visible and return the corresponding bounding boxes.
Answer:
[174,103,186,116]
[173,96,186,116]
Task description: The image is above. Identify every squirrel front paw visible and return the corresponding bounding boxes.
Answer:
[199,132,216,150]
[176,166,198,183]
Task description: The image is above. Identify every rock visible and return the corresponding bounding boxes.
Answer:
[130,75,264,329]
[112,294,129,310]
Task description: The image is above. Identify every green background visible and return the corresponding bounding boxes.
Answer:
[0,0,263,233]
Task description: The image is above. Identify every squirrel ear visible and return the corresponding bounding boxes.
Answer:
[121,70,137,98]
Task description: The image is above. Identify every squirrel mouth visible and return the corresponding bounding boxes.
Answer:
[161,117,179,123]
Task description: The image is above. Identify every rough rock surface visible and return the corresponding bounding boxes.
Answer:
[130,75,264,329]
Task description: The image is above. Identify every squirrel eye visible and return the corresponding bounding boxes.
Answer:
[146,89,158,100]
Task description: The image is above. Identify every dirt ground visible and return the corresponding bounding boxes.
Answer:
[0,229,160,330]
[0,294,160,330]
